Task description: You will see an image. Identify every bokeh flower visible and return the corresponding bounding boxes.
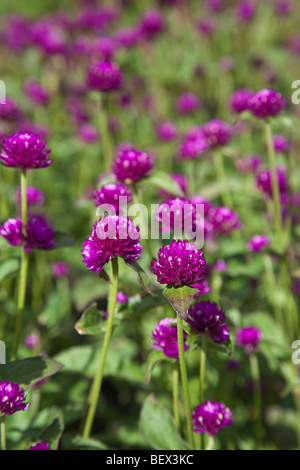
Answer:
[152,317,188,358]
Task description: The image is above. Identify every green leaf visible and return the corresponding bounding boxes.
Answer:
[38,414,64,450]
[145,171,184,197]
[75,303,114,335]
[65,434,108,450]
[0,356,63,389]
[139,394,189,450]
[163,285,197,320]
[125,261,157,297]
[0,257,19,282]
[145,350,175,384]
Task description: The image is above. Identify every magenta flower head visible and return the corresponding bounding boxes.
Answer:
[16,186,45,207]
[116,291,129,303]
[0,381,30,416]
[24,215,55,252]
[178,137,209,160]
[235,154,262,173]
[51,261,70,278]
[92,182,132,213]
[0,218,23,246]
[210,206,241,235]
[247,234,270,252]
[275,0,292,15]
[196,18,216,37]
[192,401,234,436]
[0,97,23,122]
[236,0,257,21]
[25,332,41,350]
[113,147,153,185]
[115,26,140,49]
[203,119,232,148]
[155,197,194,235]
[151,239,206,288]
[0,132,52,170]
[78,123,100,143]
[206,0,226,11]
[156,121,178,141]
[23,78,49,106]
[87,60,123,92]
[139,9,165,40]
[175,93,201,115]
[236,325,263,354]
[229,89,254,113]
[29,441,51,450]
[187,301,230,343]
[273,134,291,153]
[152,317,188,358]
[256,167,288,197]
[248,89,286,118]
[82,215,142,272]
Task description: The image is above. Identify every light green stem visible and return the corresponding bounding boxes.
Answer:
[82,256,119,438]
[99,94,113,171]
[265,121,282,238]
[199,334,208,450]
[177,315,195,450]
[173,362,180,429]
[0,416,6,450]
[12,170,29,361]
[213,149,233,208]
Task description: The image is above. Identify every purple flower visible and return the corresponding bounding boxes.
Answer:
[87,61,123,92]
[175,93,201,115]
[16,186,45,207]
[192,401,234,436]
[159,173,188,199]
[178,137,209,160]
[206,0,226,12]
[236,0,257,21]
[247,234,270,252]
[51,261,70,278]
[152,317,188,358]
[235,154,262,173]
[151,239,206,288]
[90,36,117,61]
[248,89,286,118]
[187,301,230,343]
[229,89,254,113]
[82,215,142,272]
[273,134,291,153]
[29,441,51,450]
[236,325,263,354]
[156,121,178,141]
[196,18,216,37]
[139,9,165,40]
[202,119,232,148]
[218,56,235,73]
[24,215,55,252]
[0,218,23,246]
[215,259,227,271]
[210,206,241,235]
[274,0,292,15]
[256,167,288,197]
[155,197,195,236]
[25,333,41,350]
[92,183,132,213]
[0,97,23,122]
[23,78,49,106]
[115,27,140,49]
[116,291,129,303]
[0,381,30,416]
[78,123,100,143]
[0,132,52,170]
[113,147,153,185]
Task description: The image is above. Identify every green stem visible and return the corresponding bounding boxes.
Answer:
[98,94,113,171]
[249,353,263,447]
[81,256,119,438]
[213,149,233,208]
[262,253,283,328]
[177,315,195,450]
[0,416,6,450]
[173,362,180,429]
[12,170,29,361]
[265,121,282,239]
[199,334,208,451]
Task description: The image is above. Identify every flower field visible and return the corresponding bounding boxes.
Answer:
[0,0,300,452]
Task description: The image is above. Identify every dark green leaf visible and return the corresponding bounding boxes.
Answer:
[0,257,19,282]
[145,350,175,384]
[38,414,64,450]
[163,285,197,320]
[75,303,115,335]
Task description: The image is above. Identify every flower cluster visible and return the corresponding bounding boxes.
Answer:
[187,301,230,343]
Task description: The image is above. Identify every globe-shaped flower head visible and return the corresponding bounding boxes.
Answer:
[24,215,55,252]
[192,401,234,436]
[247,234,270,252]
[203,119,232,148]
[236,325,263,354]
[151,239,206,287]
[0,132,52,169]
[92,183,132,214]
[187,301,230,343]
[152,318,188,358]
[113,147,153,185]
[230,89,254,114]
[87,60,123,92]
[0,380,30,415]
[248,89,286,118]
[0,218,23,246]
[29,441,51,450]
[82,215,142,272]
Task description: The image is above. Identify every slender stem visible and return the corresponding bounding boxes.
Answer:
[177,315,195,450]
[199,334,208,451]
[98,94,113,171]
[265,121,282,238]
[12,170,29,361]
[262,253,283,327]
[0,416,6,450]
[213,149,233,208]
[81,256,119,438]
[249,353,263,447]
[173,362,180,429]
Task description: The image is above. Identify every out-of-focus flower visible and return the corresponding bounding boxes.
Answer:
[272,134,291,153]
[236,325,263,354]
[24,215,55,252]
[78,123,100,143]
[202,119,232,147]
[236,0,257,21]
[210,206,241,235]
[139,9,165,40]
[29,441,51,450]
[235,154,262,173]
[215,259,227,271]
[175,93,201,115]
[151,239,206,287]
[87,60,123,92]
[16,186,45,207]
[23,78,49,106]
[51,261,70,278]
[229,89,254,113]
[0,132,52,170]
[92,183,132,213]
[178,137,209,160]
[116,291,129,303]
[247,234,270,252]
[0,381,30,415]
[113,147,153,185]
[196,18,216,37]
[248,89,286,118]
[82,215,142,272]
[25,333,41,350]
[256,167,288,197]
[152,317,188,358]
[156,121,178,141]
[192,401,234,435]
[0,218,23,246]
[0,97,23,122]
